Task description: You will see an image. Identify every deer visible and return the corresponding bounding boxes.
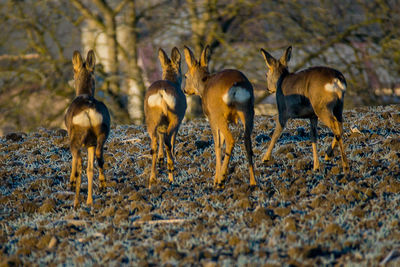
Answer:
[183,45,256,188]
[260,46,349,174]
[64,50,110,208]
[144,47,187,188]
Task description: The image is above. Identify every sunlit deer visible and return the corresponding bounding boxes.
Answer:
[65,50,110,208]
[183,45,256,188]
[260,46,349,173]
[144,47,187,188]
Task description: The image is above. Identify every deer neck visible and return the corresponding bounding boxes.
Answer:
[276,68,290,95]
[76,87,94,97]
[163,70,181,86]
[75,74,95,96]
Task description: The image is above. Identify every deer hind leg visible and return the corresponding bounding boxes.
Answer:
[86,146,95,206]
[324,137,337,161]
[164,133,175,183]
[317,111,349,174]
[73,150,82,209]
[149,131,158,189]
[335,121,349,174]
[239,111,256,186]
[157,132,165,165]
[164,118,180,183]
[171,131,177,157]
[96,133,107,190]
[310,116,320,171]
[219,122,234,188]
[262,115,286,163]
[69,151,78,191]
[212,127,222,187]
[69,134,81,190]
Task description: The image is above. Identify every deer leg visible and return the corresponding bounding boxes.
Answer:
[324,137,337,161]
[239,111,256,186]
[96,133,107,190]
[149,132,158,189]
[164,117,180,183]
[164,132,175,183]
[69,135,80,191]
[334,121,349,174]
[86,146,95,206]
[262,116,286,163]
[212,128,222,187]
[219,123,234,188]
[310,117,320,171]
[171,131,177,157]
[73,151,82,209]
[69,151,77,191]
[157,132,165,165]
[317,111,349,174]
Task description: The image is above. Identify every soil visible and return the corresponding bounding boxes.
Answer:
[1,105,400,266]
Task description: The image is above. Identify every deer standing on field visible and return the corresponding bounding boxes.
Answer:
[65,50,110,208]
[144,47,187,188]
[260,46,349,173]
[183,45,256,188]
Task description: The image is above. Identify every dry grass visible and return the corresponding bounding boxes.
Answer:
[1,105,400,266]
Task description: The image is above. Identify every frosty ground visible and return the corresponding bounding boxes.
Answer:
[1,105,400,266]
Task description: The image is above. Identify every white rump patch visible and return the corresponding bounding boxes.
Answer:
[222,86,251,105]
[325,78,346,93]
[72,109,103,127]
[148,93,163,107]
[147,90,176,109]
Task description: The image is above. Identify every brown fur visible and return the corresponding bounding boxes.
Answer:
[144,47,187,188]
[65,50,110,208]
[183,45,256,188]
[260,46,349,173]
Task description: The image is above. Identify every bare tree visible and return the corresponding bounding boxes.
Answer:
[1,0,400,134]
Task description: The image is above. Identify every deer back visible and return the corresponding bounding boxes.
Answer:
[183,46,253,120]
[261,47,346,119]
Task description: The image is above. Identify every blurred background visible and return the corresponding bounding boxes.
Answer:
[1,0,399,134]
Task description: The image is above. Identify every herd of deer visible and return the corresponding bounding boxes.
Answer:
[65,46,349,208]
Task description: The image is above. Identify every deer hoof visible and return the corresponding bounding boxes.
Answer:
[73,199,80,209]
[250,181,257,187]
[262,157,274,165]
[157,157,164,165]
[343,165,350,175]
[99,183,107,192]
[215,183,225,190]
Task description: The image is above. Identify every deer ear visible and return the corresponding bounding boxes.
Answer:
[86,50,96,71]
[158,48,170,68]
[171,47,181,68]
[260,48,276,70]
[72,51,83,72]
[200,45,210,68]
[279,46,292,66]
[184,45,197,69]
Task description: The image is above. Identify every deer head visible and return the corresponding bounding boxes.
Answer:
[260,46,291,93]
[183,45,210,96]
[72,50,96,96]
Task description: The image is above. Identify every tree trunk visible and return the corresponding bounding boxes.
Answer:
[123,0,147,124]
